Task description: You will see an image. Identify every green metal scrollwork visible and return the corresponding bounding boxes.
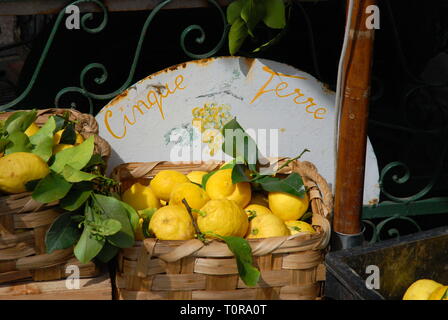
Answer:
[0,0,228,113]
[0,0,107,112]
[363,216,422,244]
[56,0,228,110]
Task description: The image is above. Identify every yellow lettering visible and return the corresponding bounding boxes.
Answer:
[314,107,327,119]
[104,109,126,139]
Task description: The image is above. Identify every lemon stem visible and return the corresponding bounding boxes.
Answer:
[276,148,310,172]
[181,198,206,243]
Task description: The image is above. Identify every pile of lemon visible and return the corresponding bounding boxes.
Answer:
[122,168,316,241]
[403,279,448,300]
[0,122,84,194]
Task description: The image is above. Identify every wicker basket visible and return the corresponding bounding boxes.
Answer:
[0,108,111,284]
[112,159,333,300]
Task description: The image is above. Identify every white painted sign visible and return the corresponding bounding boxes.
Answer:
[96,56,380,204]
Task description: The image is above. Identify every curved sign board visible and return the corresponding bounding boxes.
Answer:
[96,57,380,205]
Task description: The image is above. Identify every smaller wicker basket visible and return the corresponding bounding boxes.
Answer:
[0,108,111,284]
[112,159,333,300]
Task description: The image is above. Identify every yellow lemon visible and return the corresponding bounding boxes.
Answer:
[24,122,40,137]
[244,204,272,218]
[186,171,208,185]
[268,191,309,221]
[149,205,195,240]
[249,192,269,207]
[403,279,443,300]
[0,152,49,194]
[150,170,189,201]
[122,183,161,211]
[198,199,248,238]
[170,182,210,215]
[247,213,290,239]
[205,169,251,208]
[428,285,448,300]
[53,144,74,154]
[285,220,316,235]
[53,129,84,145]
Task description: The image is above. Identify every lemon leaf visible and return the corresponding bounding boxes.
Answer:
[62,164,98,183]
[45,212,81,254]
[222,117,259,172]
[241,0,265,37]
[32,171,73,203]
[214,234,260,287]
[59,123,77,145]
[74,226,105,264]
[93,194,135,248]
[257,172,306,198]
[224,236,260,287]
[5,110,37,134]
[263,0,286,29]
[89,219,122,237]
[4,131,32,154]
[231,163,251,184]
[300,211,313,222]
[227,0,245,24]
[96,242,120,263]
[51,136,95,173]
[60,182,93,211]
[120,201,141,232]
[228,17,249,55]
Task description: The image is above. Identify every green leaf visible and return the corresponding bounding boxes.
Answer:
[222,118,259,171]
[241,0,265,36]
[229,17,249,55]
[62,164,98,183]
[60,182,93,211]
[227,0,245,24]
[216,235,260,286]
[90,219,122,237]
[28,116,56,162]
[74,227,105,264]
[45,212,81,254]
[59,123,76,145]
[263,0,286,29]
[54,115,67,132]
[25,179,41,192]
[95,241,120,263]
[50,136,95,173]
[231,163,251,184]
[5,131,32,154]
[0,138,9,153]
[31,136,54,162]
[32,171,73,203]
[5,110,37,134]
[84,154,105,170]
[119,200,141,232]
[257,172,306,198]
[94,194,135,248]
[138,207,157,220]
[300,211,313,222]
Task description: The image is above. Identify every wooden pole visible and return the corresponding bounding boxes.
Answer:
[334,0,376,235]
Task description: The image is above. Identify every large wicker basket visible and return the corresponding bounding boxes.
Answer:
[0,108,111,284]
[112,159,333,300]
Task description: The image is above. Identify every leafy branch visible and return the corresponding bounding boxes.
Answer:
[227,0,287,55]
